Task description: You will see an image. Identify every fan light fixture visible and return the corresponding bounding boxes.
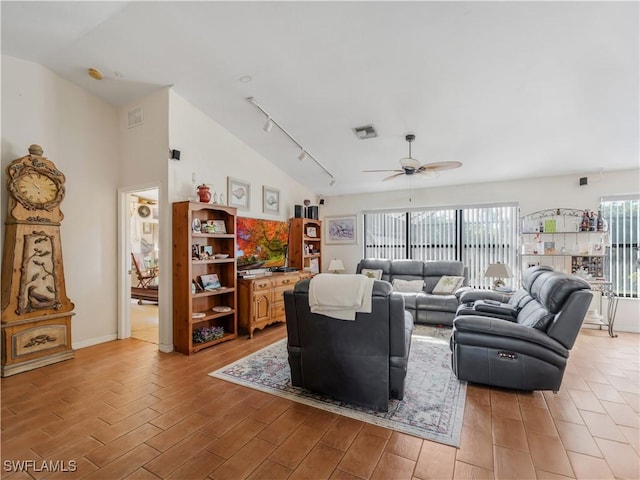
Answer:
[362,133,462,181]
[400,134,420,170]
[247,97,336,187]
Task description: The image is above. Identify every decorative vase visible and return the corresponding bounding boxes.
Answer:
[197,184,211,203]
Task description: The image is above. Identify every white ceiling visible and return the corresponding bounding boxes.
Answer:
[2,1,638,196]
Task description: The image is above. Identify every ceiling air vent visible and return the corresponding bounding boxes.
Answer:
[127,106,144,129]
[352,124,378,139]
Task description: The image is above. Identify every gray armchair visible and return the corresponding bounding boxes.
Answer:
[450,271,592,391]
[284,279,413,411]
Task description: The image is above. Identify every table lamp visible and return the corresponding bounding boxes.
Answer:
[484,262,513,289]
[328,258,345,274]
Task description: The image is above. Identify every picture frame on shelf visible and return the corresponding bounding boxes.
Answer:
[199,273,221,291]
[325,215,357,244]
[200,245,213,259]
[262,186,280,214]
[192,218,201,233]
[142,222,152,234]
[227,177,250,210]
[306,226,317,238]
[309,258,319,274]
[191,244,200,260]
[212,220,226,234]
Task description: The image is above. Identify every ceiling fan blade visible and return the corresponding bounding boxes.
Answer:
[421,161,463,171]
[363,169,404,173]
[382,172,406,182]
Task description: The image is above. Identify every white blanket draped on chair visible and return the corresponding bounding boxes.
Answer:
[308,273,375,320]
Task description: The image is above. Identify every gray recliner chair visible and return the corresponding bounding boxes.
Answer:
[284,279,413,411]
[450,271,592,391]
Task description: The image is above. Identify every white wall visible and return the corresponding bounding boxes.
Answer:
[117,89,172,350]
[1,55,120,346]
[320,169,640,332]
[168,91,315,217]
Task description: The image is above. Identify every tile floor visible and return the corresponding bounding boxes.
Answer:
[131,302,159,345]
[1,324,638,479]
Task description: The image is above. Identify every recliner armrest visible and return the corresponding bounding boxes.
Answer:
[453,315,569,357]
[458,289,511,304]
[474,300,517,318]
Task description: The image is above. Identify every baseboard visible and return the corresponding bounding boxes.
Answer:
[73,333,118,349]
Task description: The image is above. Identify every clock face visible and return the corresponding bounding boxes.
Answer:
[17,173,58,204]
[9,168,64,211]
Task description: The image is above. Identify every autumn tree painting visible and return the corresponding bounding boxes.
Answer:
[236,217,288,269]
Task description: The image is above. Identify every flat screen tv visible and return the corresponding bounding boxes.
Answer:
[236,217,288,270]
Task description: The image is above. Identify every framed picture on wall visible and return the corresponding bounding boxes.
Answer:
[227,177,250,210]
[262,186,280,214]
[325,215,357,244]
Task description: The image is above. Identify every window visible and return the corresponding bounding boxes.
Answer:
[364,203,519,288]
[601,196,639,297]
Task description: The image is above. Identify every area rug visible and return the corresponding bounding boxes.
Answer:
[209,325,466,446]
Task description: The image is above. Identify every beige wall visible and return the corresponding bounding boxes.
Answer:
[2,55,120,346]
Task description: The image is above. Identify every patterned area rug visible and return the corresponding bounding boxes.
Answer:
[209,325,466,446]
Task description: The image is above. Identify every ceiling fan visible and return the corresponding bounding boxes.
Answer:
[363,134,462,182]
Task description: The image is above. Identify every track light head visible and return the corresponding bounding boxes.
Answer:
[298,149,307,161]
[329,178,336,187]
[263,117,273,132]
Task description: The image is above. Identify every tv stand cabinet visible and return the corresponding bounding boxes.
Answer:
[237,271,311,338]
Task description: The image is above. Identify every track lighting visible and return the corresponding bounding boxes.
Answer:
[247,97,336,187]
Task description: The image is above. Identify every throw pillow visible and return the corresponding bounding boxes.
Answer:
[361,268,383,280]
[392,279,424,292]
[432,275,465,295]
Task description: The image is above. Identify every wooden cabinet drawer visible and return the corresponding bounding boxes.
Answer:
[253,279,273,291]
[273,275,297,288]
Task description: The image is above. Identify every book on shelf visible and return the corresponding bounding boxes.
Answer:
[544,219,557,233]
[199,273,221,291]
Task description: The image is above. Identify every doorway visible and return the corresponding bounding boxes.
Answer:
[128,188,159,344]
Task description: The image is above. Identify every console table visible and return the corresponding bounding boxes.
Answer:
[237,271,311,338]
[583,280,619,338]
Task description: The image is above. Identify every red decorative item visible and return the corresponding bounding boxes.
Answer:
[197,184,211,203]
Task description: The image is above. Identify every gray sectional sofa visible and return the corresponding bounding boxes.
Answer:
[356,259,468,326]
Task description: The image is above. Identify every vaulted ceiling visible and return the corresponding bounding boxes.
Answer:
[2,1,638,196]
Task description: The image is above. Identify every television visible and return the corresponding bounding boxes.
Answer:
[236,217,288,270]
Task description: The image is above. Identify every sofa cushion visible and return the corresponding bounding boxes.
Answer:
[416,293,459,313]
[432,275,465,295]
[356,259,392,282]
[361,268,383,280]
[392,279,424,292]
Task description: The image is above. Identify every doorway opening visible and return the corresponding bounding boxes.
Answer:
[129,189,159,344]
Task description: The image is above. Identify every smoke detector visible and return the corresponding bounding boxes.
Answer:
[352,125,378,139]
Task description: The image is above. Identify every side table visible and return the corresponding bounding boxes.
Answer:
[583,281,618,338]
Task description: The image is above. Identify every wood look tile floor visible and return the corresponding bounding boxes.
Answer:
[2,325,639,480]
[131,302,159,345]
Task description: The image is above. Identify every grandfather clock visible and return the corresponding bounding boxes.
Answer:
[1,145,75,376]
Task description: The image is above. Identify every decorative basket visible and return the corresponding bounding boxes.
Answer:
[192,326,224,344]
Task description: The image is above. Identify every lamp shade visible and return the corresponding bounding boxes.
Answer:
[484,262,513,288]
[484,262,514,279]
[328,259,345,273]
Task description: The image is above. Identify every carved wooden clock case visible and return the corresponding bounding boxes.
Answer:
[1,144,75,376]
